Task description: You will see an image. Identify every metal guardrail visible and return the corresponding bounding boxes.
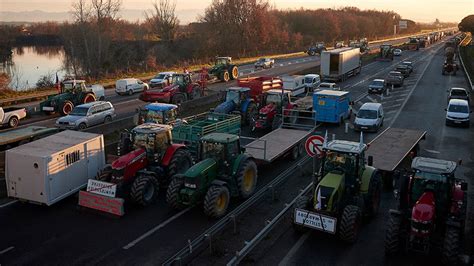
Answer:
[458,34,473,92]
[162,155,311,265]
[226,181,314,265]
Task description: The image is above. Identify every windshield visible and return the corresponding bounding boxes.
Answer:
[266,93,282,105]
[324,152,356,173]
[154,74,166,80]
[215,58,227,65]
[172,75,184,84]
[448,104,469,113]
[143,110,164,123]
[357,109,378,119]
[202,141,225,160]
[389,72,401,77]
[451,90,467,96]
[396,66,407,71]
[305,77,314,83]
[371,80,384,87]
[69,107,88,116]
[226,91,240,104]
[411,171,449,206]
[257,59,265,63]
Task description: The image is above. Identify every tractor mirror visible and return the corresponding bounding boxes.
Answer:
[461,182,468,191]
[368,155,373,166]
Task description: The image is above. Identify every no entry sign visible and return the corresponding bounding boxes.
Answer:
[305,135,325,157]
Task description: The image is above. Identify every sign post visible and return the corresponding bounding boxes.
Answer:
[305,135,325,182]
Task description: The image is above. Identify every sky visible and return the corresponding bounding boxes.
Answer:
[1,0,473,23]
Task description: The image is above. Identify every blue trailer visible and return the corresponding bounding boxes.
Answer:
[313,90,351,124]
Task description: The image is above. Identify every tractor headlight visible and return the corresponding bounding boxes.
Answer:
[184,183,197,189]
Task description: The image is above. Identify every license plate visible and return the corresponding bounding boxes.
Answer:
[294,208,337,234]
[42,106,54,111]
[454,121,461,124]
[361,126,368,129]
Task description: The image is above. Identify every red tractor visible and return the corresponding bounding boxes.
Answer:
[98,124,193,206]
[252,89,298,131]
[139,72,206,104]
[385,157,468,265]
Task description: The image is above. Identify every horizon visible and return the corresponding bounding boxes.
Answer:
[1,0,473,24]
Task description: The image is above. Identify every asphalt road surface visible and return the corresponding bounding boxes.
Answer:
[0,35,462,265]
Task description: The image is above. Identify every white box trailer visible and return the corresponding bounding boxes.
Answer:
[5,130,105,205]
[321,47,361,81]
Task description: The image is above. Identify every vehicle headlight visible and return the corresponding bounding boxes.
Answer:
[184,183,197,189]
[69,121,76,125]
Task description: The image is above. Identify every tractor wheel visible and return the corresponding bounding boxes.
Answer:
[230,66,239,80]
[385,212,402,255]
[172,94,185,104]
[221,70,230,82]
[130,174,160,206]
[398,174,410,211]
[366,171,382,218]
[442,226,460,265]
[245,102,257,125]
[271,115,282,131]
[60,101,74,115]
[236,159,258,199]
[292,195,310,233]
[203,185,230,218]
[166,174,185,210]
[83,93,96,104]
[97,164,112,182]
[338,205,362,243]
[191,86,201,100]
[8,116,19,128]
[167,148,193,178]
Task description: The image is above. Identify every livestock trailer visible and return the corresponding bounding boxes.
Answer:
[5,130,105,205]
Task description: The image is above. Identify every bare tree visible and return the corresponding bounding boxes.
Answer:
[72,0,91,23]
[146,0,179,42]
[91,0,122,25]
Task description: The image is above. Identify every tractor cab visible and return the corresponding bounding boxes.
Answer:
[170,74,191,89]
[131,123,173,160]
[262,89,291,110]
[200,133,241,166]
[215,57,232,66]
[62,80,87,94]
[225,87,251,106]
[136,103,178,125]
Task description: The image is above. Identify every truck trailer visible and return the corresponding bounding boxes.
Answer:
[6,130,106,205]
[320,48,361,82]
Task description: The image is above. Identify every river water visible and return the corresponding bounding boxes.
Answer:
[0,46,69,91]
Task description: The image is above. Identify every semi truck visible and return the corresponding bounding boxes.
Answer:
[320,48,361,81]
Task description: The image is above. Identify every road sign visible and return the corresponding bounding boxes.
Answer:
[305,135,325,157]
[399,20,408,29]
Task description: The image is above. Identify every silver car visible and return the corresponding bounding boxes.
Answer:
[55,101,116,130]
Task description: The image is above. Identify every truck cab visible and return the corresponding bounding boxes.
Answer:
[304,74,321,92]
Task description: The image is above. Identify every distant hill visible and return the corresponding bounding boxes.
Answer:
[0,9,201,24]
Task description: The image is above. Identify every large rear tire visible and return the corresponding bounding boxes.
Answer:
[385,213,402,255]
[191,86,201,100]
[338,205,362,243]
[166,174,185,210]
[230,66,239,80]
[60,100,74,115]
[442,226,460,265]
[83,93,96,104]
[236,159,257,199]
[366,171,382,218]
[172,94,186,104]
[130,175,160,206]
[203,185,230,218]
[221,71,230,82]
[167,148,193,178]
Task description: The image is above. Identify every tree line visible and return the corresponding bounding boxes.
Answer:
[0,0,456,81]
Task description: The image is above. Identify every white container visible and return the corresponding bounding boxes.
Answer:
[5,130,106,205]
[321,47,361,81]
[282,75,306,96]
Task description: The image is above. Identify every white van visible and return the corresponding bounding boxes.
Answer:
[304,74,321,92]
[354,103,384,132]
[115,78,149,96]
[445,99,471,127]
[282,75,306,96]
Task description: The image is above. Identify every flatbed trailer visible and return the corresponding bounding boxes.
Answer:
[366,127,426,184]
[243,110,315,163]
[0,126,60,150]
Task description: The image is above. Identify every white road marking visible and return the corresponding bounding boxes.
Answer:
[122,207,191,250]
[386,110,397,115]
[393,98,406,102]
[279,232,310,266]
[383,103,402,109]
[280,64,284,67]
[0,200,18,208]
[0,246,15,255]
[366,96,377,103]
[424,149,441,154]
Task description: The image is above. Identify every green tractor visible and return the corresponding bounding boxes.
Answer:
[166,132,257,218]
[207,57,239,82]
[40,80,105,115]
[293,134,382,243]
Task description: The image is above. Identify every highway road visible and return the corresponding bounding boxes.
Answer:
[0,35,465,265]
[226,39,474,265]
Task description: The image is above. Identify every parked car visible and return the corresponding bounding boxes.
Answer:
[149,72,175,88]
[401,61,414,73]
[303,74,321,92]
[0,107,27,128]
[318,82,340,91]
[447,87,470,104]
[55,101,115,130]
[353,102,384,132]
[385,71,404,87]
[445,99,471,127]
[368,79,386,94]
[115,78,149,96]
[395,64,410,77]
[255,58,274,69]
[393,48,402,56]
